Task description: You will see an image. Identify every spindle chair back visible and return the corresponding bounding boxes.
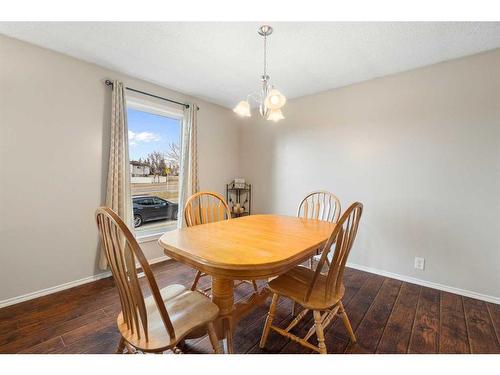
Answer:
[184,191,231,227]
[260,202,363,354]
[297,191,341,223]
[96,207,220,353]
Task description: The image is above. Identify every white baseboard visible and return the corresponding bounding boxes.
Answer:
[2,257,497,309]
[0,256,172,309]
[0,271,112,309]
[346,262,500,305]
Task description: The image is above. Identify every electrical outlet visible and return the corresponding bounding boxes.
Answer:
[414,257,425,270]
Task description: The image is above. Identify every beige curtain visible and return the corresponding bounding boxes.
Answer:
[99,80,133,270]
[177,104,199,228]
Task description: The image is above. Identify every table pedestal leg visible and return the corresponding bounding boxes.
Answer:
[211,277,235,354]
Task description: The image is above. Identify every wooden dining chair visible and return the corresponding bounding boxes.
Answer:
[298,191,341,270]
[260,202,363,354]
[184,191,259,293]
[96,207,221,354]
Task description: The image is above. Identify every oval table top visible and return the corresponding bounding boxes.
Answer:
[158,214,336,279]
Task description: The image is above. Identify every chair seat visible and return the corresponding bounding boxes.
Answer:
[117,284,219,352]
[268,265,344,310]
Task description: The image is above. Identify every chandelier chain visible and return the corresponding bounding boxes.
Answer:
[264,33,267,77]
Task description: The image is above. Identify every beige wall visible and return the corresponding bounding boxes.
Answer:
[2,33,499,305]
[240,49,500,300]
[0,35,240,302]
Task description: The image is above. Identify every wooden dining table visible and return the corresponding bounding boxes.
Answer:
[158,214,336,353]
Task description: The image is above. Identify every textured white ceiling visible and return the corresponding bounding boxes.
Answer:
[1,22,500,108]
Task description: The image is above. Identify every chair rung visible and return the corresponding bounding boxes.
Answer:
[270,325,321,353]
[321,306,340,331]
[302,308,338,342]
[285,308,309,332]
[303,324,317,343]
[235,280,255,286]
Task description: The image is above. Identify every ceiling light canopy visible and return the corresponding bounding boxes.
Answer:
[233,25,286,122]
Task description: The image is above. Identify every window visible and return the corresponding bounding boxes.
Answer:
[127,97,182,240]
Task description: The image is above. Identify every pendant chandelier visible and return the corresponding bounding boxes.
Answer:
[233,25,286,122]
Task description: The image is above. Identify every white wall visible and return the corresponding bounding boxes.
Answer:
[0,35,239,303]
[240,49,500,300]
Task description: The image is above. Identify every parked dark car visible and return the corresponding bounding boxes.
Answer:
[132,196,178,227]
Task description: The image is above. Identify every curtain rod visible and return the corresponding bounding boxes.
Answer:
[105,80,199,110]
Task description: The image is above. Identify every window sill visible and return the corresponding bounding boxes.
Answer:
[135,226,177,244]
[136,233,162,244]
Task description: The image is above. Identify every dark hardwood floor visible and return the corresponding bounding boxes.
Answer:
[0,260,499,354]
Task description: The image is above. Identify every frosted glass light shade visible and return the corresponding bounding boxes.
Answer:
[267,108,285,122]
[264,88,286,110]
[233,100,251,117]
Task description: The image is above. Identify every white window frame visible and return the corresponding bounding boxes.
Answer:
[126,95,184,121]
[126,94,184,243]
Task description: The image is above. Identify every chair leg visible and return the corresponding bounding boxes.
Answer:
[309,257,314,270]
[252,280,259,293]
[338,301,356,343]
[291,301,296,316]
[313,310,327,354]
[224,318,235,354]
[116,337,126,354]
[260,293,279,348]
[191,270,203,291]
[207,322,221,354]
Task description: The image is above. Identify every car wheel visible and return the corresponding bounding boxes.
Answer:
[134,215,142,228]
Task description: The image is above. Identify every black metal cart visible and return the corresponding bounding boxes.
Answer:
[226,181,251,218]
